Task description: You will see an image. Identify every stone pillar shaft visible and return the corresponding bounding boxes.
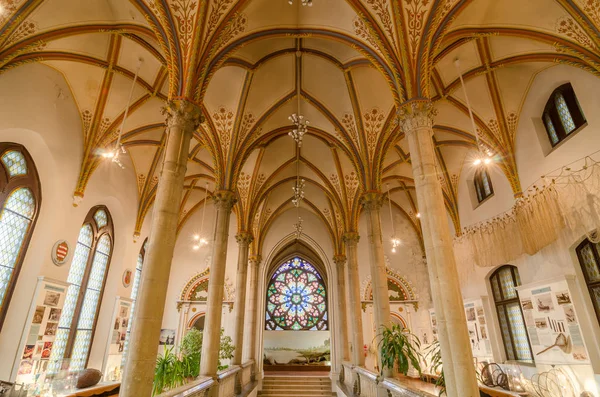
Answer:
[232,232,253,366]
[399,100,479,397]
[343,233,365,367]
[121,101,201,397]
[334,255,350,363]
[200,190,236,379]
[243,256,260,363]
[361,192,391,372]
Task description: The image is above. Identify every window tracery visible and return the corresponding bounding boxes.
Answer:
[575,239,600,327]
[542,83,586,147]
[474,168,493,203]
[49,206,113,372]
[0,143,40,330]
[490,265,533,362]
[265,257,328,331]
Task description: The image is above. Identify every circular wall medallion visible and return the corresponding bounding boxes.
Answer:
[51,240,70,266]
[122,269,133,288]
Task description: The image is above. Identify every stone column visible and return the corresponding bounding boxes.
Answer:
[121,100,201,397]
[360,192,391,374]
[243,256,260,365]
[232,232,253,393]
[342,233,365,367]
[333,255,350,363]
[200,190,236,382]
[399,100,479,397]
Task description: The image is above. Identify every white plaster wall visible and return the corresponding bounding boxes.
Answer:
[0,64,141,378]
[453,65,600,394]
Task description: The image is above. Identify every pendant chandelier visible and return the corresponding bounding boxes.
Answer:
[100,57,144,169]
[290,51,308,238]
[193,182,210,250]
[454,58,494,167]
[288,0,313,6]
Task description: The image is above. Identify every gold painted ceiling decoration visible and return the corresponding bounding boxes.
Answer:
[1,0,600,255]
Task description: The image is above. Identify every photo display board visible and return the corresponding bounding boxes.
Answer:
[103,297,132,381]
[14,277,67,385]
[464,300,493,361]
[517,278,589,365]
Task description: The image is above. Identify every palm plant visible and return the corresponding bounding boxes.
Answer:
[154,345,177,395]
[378,324,422,377]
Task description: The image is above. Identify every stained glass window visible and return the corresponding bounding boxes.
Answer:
[555,94,576,134]
[0,144,40,331]
[94,209,108,228]
[542,83,586,147]
[2,151,27,176]
[0,188,35,313]
[576,239,600,328]
[474,169,494,203]
[265,257,328,331]
[48,207,113,373]
[490,265,533,362]
[544,114,559,145]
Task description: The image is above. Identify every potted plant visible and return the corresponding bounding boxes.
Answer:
[378,323,422,377]
[424,340,446,396]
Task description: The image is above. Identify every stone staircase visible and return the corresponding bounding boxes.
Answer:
[258,376,336,397]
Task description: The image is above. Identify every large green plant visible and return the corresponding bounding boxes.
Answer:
[152,328,236,395]
[378,324,422,377]
[424,340,446,396]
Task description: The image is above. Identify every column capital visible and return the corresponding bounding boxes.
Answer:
[213,190,237,211]
[163,99,203,131]
[342,232,360,245]
[360,191,384,211]
[397,99,436,135]
[333,255,347,267]
[249,255,262,266]
[236,231,254,246]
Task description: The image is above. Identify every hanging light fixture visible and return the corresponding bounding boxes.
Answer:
[387,183,401,253]
[193,182,210,250]
[454,58,494,167]
[290,50,308,238]
[100,57,144,169]
[288,0,313,6]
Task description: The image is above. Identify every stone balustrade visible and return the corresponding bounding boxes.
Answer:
[156,376,215,397]
[217,366,240,397]
[337,366,436,397]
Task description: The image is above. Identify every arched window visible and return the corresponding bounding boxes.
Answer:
[542,83,586,146]
[474,168,493,203]
[575,239,600,327]
[490,265,533,362]
[265,257,328,331]
[49,206,113,372]
[0,143,41,330]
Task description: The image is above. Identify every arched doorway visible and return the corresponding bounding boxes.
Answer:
[263,256,331,372]
[188,313,205,331]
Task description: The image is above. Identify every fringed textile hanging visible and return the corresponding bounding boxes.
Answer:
[453,154,600,268]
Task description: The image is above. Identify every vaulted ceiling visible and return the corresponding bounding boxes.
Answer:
[1,0,599,255]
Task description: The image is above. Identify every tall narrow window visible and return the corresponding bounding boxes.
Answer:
[490,265,533,362]
[122,238,147,365]
[474,168,494,203]
[575,239,600,327]
[49,206,113,372]
[265,257,328,331]
[542,83,586,147]
[0,143,41,330]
